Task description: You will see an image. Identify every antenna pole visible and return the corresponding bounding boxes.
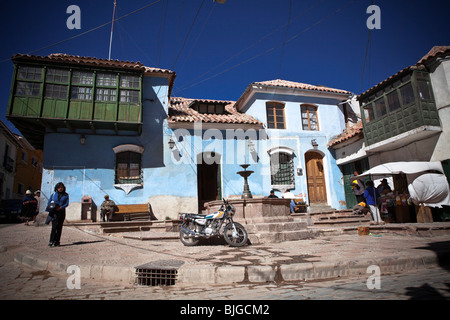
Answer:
[108,0,117,60]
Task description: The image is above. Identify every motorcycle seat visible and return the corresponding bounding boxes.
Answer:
[183,213,206,219]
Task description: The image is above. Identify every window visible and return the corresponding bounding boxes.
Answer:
[266,102,285,129]
[399,83,415,106]
[301,105,319,131]
[46,68,69,83]
[374,97,387,118]
[270,152,294,186]
[115,151,142,184]
[417,79,432,100]
[18,66,42,81]
[387,90,401,112]
[45,84,68,99]
[96,88,116,102]
[120,90,139,103]
[72,71,93,85]
[120,75,139,88]
[193,103,226,114]
[71,86,93,100]
[16,81,40,96]
[96,73,117,86]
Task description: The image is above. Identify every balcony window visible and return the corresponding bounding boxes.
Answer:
[374,97,387,118]
[16,81,40,96]
[387,90,401,112]
[417,79,432,100]
[46,68,69,83]
[71,86,93,100]
[72,71,93,85]
[18,66,42,81]
[45,84,68,99]
[96,73,117,86]
[120,75,139,88]
[96,88,116,102]
[399,83,415,106]
[270,152,294,186]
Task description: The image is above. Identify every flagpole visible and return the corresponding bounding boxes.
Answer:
[108,0,117,60]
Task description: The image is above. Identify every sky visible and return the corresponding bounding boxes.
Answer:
[1,0,449,135]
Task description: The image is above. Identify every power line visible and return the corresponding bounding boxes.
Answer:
[278,0,293,79]
[174,0,357,95]
[170,0,206,70]
[0,0,162,64]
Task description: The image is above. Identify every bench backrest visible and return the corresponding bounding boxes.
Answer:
[115,204,149,214]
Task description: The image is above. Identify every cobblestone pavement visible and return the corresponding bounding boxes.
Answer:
[1,246,449,301]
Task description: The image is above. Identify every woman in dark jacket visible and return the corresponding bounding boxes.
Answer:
[47,182,69,247]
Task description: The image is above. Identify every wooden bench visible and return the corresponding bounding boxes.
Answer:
[111,203,157,221]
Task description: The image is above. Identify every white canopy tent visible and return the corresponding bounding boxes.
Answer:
[357,161,450,208]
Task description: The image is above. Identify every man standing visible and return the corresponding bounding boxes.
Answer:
[100,195,116,222]
[351,171,365,203]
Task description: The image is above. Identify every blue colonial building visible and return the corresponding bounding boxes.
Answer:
[6,53,354,221]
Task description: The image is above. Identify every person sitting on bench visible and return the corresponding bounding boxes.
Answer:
[100,195,117,222]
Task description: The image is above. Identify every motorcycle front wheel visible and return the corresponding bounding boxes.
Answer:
[179,224,200,246]
[223,222,248,247]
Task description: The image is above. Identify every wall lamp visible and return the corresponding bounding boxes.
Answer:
[80,134,86,145]
[168,138,175,150]
[311,139,318,150]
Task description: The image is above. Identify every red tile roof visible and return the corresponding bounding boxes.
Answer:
[169,97,263,127]
[253,79,352,95]
[328,121,363,147]
[11,53,175,76]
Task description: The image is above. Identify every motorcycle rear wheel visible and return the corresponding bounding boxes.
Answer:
[179,225,200,246]
[223,222,248,247]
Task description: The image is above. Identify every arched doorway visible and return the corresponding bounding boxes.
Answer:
[305,151,327,204]
[197,152,222,212]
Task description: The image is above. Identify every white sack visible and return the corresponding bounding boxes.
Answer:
[408,173,450,207]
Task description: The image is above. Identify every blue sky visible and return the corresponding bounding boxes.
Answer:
[1,0,449,135]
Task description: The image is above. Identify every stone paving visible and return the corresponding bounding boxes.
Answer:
[1,221,450,287]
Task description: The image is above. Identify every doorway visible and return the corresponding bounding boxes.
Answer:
[197,152,222,212]
[305,151,327,203]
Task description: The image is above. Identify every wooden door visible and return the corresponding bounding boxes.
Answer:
[305,152,327,203]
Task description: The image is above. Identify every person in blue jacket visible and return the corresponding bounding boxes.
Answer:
[363,180,383,224]
[47,182,69,247]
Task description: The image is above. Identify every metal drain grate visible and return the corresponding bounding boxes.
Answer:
[135,260,184,286]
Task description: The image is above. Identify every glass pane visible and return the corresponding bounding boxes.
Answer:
[120,75,139,88]
[120,90,139,103]
[417,80,432,100]
[46,68,69,83]
[16,81,40,96]
[96,88,116,101]
[400,83,415,106]
[374,97,387,117]
[387,90,401,112]
[96,73,117,86]
[71,86,92,100]
[45,84,67,99]
[72,71,93,85]
[18,66,42,81]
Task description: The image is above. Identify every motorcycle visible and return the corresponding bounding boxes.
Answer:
[179,199,248,247]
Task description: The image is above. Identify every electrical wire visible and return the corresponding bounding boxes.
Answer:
[278,0,293,79]
[174,0,357,95]
[0,0,163,64]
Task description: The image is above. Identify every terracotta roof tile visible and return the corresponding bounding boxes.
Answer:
[11,53,175,76]
[169,97,263,126]
[253,79,352,95]
[328,121,363,147]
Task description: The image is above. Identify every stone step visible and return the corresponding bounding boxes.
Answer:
[248,229,318,244]
[245,221,307,233]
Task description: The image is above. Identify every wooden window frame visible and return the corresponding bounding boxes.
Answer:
[266,102,286,129]
[301,104,319,131]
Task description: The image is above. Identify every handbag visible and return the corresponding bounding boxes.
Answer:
[46,193,57,212]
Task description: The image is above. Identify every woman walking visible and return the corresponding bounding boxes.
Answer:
[47,182,69,247]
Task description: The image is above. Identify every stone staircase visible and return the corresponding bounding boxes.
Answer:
[292,203,371,228]
[245,221,318,244]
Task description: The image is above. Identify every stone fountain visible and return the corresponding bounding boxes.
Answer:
[237,164,253,199]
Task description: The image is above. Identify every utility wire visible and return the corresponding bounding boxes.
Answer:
[175,0,357,95]
[171,0,206,70]
[174,0,326,95]
[0,0,162,64]
[278,0,293,79]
